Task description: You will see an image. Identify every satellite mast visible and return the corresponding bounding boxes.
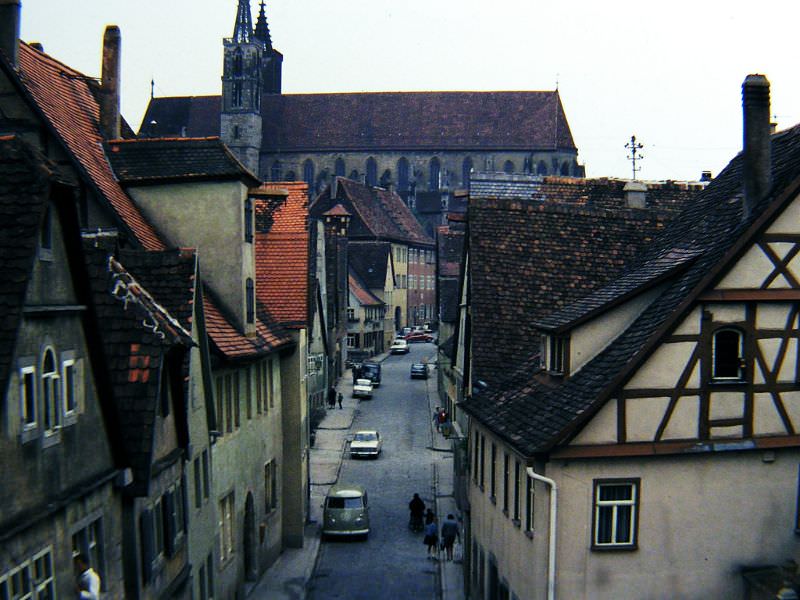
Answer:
[625,135,644,180]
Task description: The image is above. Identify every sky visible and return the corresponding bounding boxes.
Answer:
[18,0,800,181]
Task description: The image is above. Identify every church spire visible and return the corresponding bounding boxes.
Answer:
[254,1,273,50]
[232,0,253,44]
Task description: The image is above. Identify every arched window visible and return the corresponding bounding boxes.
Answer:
[244,198,253,242]
[713,328,744,380]
[335,157,346,177]
[232,82,243,108]
[233,49,244,77]
[42,348,60,432]
[398,158,410,191]
[462,157,473,190]
[246,278,255,324]
[349,169,359,181]
[503,160,514,174]
[366,157,378,186]
[285,171,296,181]
[560,161,570,176]
[429,157,441,191]
[380,169,392,188]
[270,161,282,182]
[537,160,548,176]
[303,159,315,190]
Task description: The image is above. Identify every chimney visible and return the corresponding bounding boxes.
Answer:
[623,180,647,209]
[99,26,121,140]
[742,74,772,220]
[0,0,20,68]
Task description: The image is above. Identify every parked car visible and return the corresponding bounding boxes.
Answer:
[359,361,381,386]
[352,378,374,399]
[405,331,433,343]
[350,430,382,459]
[390,338,410,354]
[410,363,428,379]
[322,484,370,539]
[400,327,413,337]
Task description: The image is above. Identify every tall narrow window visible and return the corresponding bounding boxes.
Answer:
[271,161,282,182]
[479,434,485,489]
[592,479,639,549]
[41,348,60,433]
[503,160,514,174]
[40,204,53,253]
[335,157,346,178]
[503,453,510,513]
[398,157,410,191]
[544,335,568,375]
[537,160,548,176]
[303,159,315,195]
[63,358,78,415]
[429,157,441,190]
[244,199,253,242]
[525,476,534,532]
[366,157,378,186]
[712,328,744,380]
[246,278,255,324]
[462,157,473,190]
[232,82,243,108]
[490,443,497,500]
[20,365,36,430]
[473,433,480,483]
[513,460,520,521]
[233,49,243,77]
[219,492,235,563]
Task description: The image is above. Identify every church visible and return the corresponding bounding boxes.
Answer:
[140,0,584,201]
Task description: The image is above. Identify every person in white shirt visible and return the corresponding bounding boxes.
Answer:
[74,554,101,600]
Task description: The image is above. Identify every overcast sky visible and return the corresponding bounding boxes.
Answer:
[18,0,800,181]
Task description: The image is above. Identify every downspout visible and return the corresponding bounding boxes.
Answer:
[527,466,557,600]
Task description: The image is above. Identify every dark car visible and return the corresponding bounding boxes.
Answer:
[358,361,381,386]
[405,332,433,343]
[410,363,428,379]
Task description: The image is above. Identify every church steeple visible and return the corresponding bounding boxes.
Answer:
[233,0,254,44]
[254,1,272,50]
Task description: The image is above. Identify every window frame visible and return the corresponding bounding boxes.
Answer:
[525,475,534,534]
[19,363,37,436]
[219,491,235,564]
[61,351,80,423]
[41,347,60,436]
[591,478,640,551]
[711,327,745,382]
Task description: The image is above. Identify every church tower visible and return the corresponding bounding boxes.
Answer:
[254,1,282,94]
[221,0,263,175]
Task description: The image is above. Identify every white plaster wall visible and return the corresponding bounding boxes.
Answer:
[716,244,772,289]
[570,287,663,374]
[672,306,702,335]
[661,395,700,440]
[626,342,695,390]
[706,303,746,323]
[626,397,670,442]
[757,303,795,330]
[709,390,745,420]
[570,399,618,445]
[766,193,800,234]
[782,391,800,432]
[753,392,788,435]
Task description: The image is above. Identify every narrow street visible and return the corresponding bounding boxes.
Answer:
[309,342,439,599]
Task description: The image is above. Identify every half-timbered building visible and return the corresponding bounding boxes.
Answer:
[461,75,800,599]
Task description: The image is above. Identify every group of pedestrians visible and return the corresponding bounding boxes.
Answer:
[327,386,343,409]
[409,493,461,561]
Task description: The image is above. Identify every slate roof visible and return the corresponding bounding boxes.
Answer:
[348,242,392,290]
[83,244,193,493]
[349,268,384,307]
[466,197,679,389]
[253,182,309,328]
[141,91,577,152]
[0,136,69,397]
[104,137,260,186]
[469,172,704,211]
[463,123,800,457]
[9,43,164,250]
[310,178,434,247]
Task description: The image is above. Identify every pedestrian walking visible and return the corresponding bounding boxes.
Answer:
[433,406,441,432]
[337,392,343,409]
[73,554,101,600]
[423,517,439,560]
[327,386,336,409]
[437,408,448,434]
[425,508,435,524]
[408,493,425,531]
[440,514,460,561]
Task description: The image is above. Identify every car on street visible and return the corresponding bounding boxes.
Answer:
[390,338,410,354]
[359,361,381,386]
[352,378,374,399]
[405,331,433,343]
[350,430,382,458]
[410,363,428,379]
[322,484,370,539]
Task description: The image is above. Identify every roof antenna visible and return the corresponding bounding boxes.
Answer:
[150,77,155,99]
[625,135,644,180]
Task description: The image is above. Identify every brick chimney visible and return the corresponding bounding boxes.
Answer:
[0,0,20,68]
[99,26,121,140]
[742,74,772,220]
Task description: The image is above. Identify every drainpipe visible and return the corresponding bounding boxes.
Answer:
[527,466,557,600]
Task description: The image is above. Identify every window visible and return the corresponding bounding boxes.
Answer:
[525,476,534,533]
[503,160,514,174]
[347,307,356,321]
[39,204,53,259]
[244,199,253,242]
[472,433,480,483]
[194,456,203,509]
[233,373,241,429]
[271,160,282,182]
[537,160,548,176]
[592,479,639,549]
[462,157,473,190]
[41,348,60,434]
[19,364,36,432]
[62,356,78,416]
[490,443,497,500]
[202,451,211,500]
[429,157,441,190]
[544,335,568,375]
[246,278,255,324]
[335,157,346,178]
[245,365,252,420]
[219,492,235,563]
[513,460,520,522]
[0,548,56,600]
[232,82,243,108]
[503,453,510,513]
[72,517,104,584]
[712,328,744,380]
[303,159,315,195]
[366,157,377,186]
[398,157,409,191]
[268,360,275,409]
[265,460,278,512]
[479,435,485,489]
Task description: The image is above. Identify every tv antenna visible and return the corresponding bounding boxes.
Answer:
[625,135,644,180]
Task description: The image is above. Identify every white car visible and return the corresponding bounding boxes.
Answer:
[352,378,374,399]
[350,430,382,459]
[390,339,409,354]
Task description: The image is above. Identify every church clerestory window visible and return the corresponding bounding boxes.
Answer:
[429,157,441,191]
[366,157,377,186]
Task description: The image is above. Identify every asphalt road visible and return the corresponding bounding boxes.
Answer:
[309,342,439,600]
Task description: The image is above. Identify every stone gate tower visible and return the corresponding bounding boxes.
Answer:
[221,0,263,174]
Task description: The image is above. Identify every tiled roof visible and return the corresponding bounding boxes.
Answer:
[12,43,164,250]
[0,136,64,395]
[142,91,577,152]
[466,196,679,389]
[470,172,704,211]
[348,242,392,290]
[349,268,384,307]
[104,137,260,185]
[253,182,309,327]
[83,244,192,493]
[322,203,351,217]
[463,123,800,456]
[310,178,434,247]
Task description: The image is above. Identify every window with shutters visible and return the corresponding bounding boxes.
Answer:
[219,492,235,564]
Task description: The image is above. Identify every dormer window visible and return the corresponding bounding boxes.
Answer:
[712,328,744,381]
[543,334,569,375]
